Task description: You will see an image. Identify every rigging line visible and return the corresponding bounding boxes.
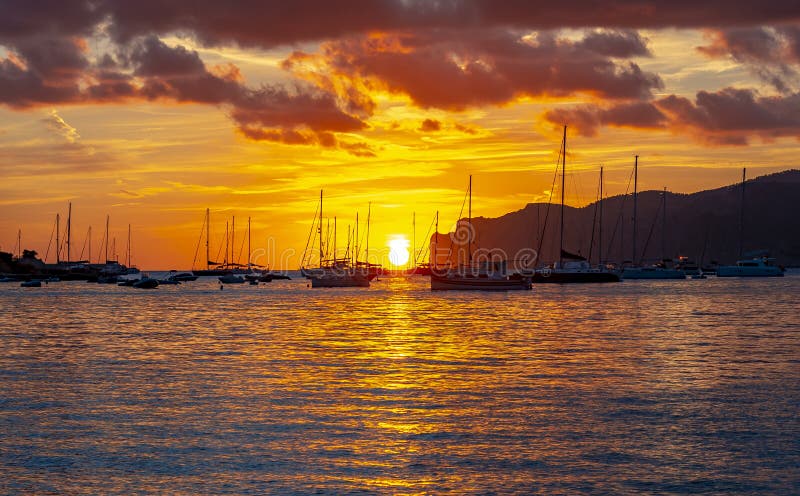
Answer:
[605,166,635,260]
[191,211,206,270]
[587,171,601,264]
[639,193,663,263]
[445,181,470,266]
[535,138,564,265]
[44,217,56,263]
[79,226,91,261]
[414,213,436,265]
[301,201,320,267]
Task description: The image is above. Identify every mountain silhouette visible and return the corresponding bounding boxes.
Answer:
[434,169,800,267]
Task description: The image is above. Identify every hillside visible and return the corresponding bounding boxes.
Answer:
[433,169,800,267]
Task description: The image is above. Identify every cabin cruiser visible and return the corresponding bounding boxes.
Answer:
[716,257,784,277]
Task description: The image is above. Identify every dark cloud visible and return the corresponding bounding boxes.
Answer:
[97,1,800,48]
[698,27,800,92]
[285,30,662,111]
[544,88,800,145]
[419,119,441,132]
[545,102,667,136]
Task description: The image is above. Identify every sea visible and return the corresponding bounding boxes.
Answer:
[1,273,798,495]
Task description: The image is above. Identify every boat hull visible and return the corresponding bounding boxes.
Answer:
[430,274,531,291]
[622,268,686,280]
[716,267,783,277]
[531,270,620,283]
[310,275,370,288]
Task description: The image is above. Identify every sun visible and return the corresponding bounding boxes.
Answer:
[388,236,410,267]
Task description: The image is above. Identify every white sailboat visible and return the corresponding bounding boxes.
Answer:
[530,126,620,283]
[621,157,685,280]
[717,169,784,277]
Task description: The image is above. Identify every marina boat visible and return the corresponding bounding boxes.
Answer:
[618,157,685,280]
[168,272,198,282]
[431,261,531,291]
[132,276,159,289]
[219,274,245,284]
[622,265,686,280]
[674,256,700,276]
[716,169,784,278]
[431,177,531,291]
[532,126,620,284]
[716,257,784,277]
[301,190,375,288]
[20,280,42,287]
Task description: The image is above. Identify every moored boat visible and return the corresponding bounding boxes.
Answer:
[716,257,784,277]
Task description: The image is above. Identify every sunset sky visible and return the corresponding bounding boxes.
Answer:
[1,1,799,269]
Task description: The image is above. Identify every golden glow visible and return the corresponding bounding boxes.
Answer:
[387,236,410,267]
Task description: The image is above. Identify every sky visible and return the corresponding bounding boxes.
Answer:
[1,1,799,269]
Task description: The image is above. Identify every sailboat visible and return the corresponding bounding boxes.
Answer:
[717,169,784,277]
[430,176,532,291]
[192,209,234,276]
[301,190,372,288]
[531,126,620,283]
[622,159,686,280]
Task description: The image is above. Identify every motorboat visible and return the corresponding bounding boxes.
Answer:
[716,257,784,277]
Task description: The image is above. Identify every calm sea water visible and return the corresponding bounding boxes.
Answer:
[1,273,798,494]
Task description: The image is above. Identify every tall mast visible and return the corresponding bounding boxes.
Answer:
[434,211,439,268]
[632,155,638,265]
[67,202,72,263]
[319,190,324,265]
[248,216,251,270]
[105,215,109,263]
[206,208,210,270]
[232,216,235,267]
[662,187,667,261]
[224,221,229,266]
[354,211,358,263]
[468,175,473,264]
[366,202,371,266]
[739,168,746,258]
[56,214,60,264]
[599,166,603,266]
[412,211,416,269]
[334,216,337,262]
[127,224,131,267]
[559,125,566,267]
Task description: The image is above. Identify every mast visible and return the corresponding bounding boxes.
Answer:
[632,155,638,265]
[354,211,358,264]
[559,125,566,267]
[248,216,251,270]
[88,226,91,263]
[224,221,229,266]
[662,187,667,261]
[232,216,235,267]
[56,214,60,264]
[319,190,324,266]
[205,208,210,270]
[333,216,337,263]
[468,175,473,264]
[599,166,604,266]
[366,202,371,267]
[433,211,439,268]
[412,211,416,269]
[127,224,131,267]
[105,215,109,262]
[739,168,746,258]
[67,202,72,263]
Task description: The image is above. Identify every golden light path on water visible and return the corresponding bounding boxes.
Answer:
[0,274,799,494]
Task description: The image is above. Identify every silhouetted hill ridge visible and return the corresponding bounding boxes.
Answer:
[440,169,800,266]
